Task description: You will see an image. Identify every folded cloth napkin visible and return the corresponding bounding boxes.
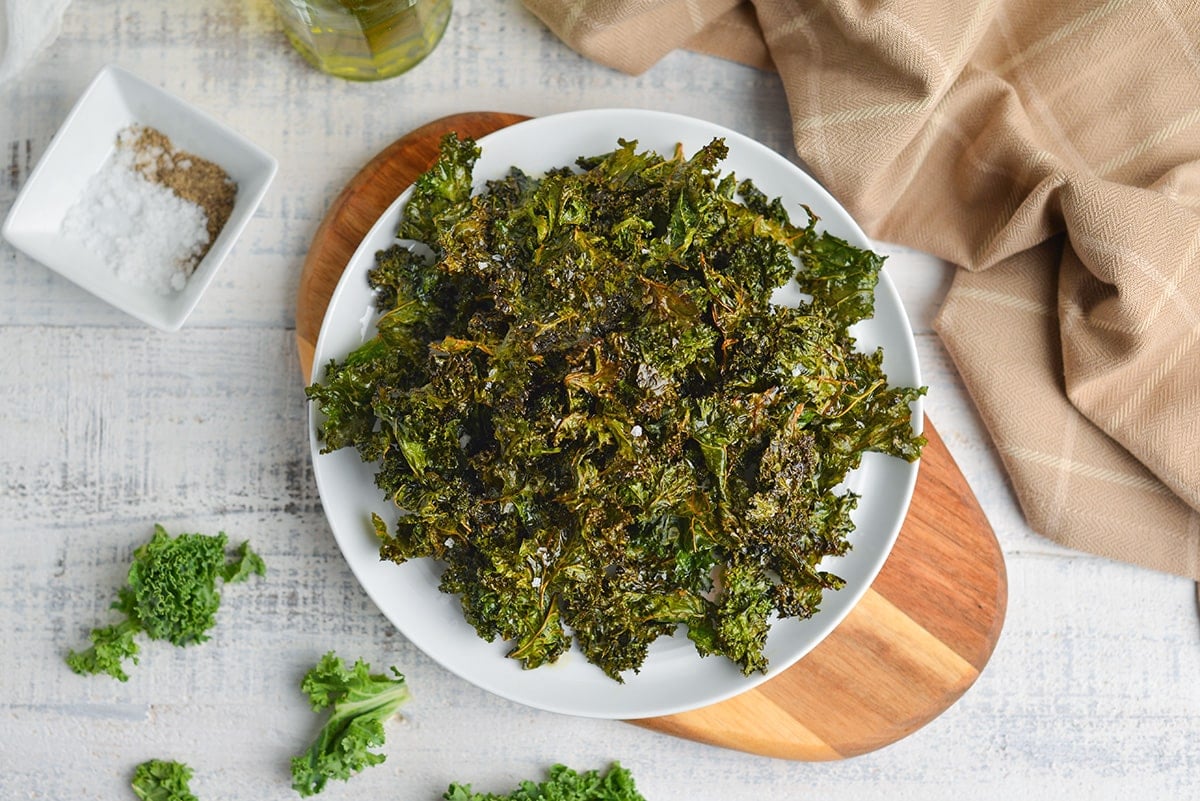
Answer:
[526,0,1200,580]
[0,0,73,87]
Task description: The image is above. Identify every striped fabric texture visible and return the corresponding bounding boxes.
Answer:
[525,0,1200,580]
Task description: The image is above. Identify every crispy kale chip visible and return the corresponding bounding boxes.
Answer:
[443,763,645,801]
[66,524,266,681]
[307,133,926,681]
[398,134,481,246]
[290,651,411,797]
[131,759,199,801]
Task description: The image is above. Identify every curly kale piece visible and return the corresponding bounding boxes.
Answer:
[443,763,645,801]
[131,759,199,801]
[398,133,481,248]
[798,230,887,327]
[66,525,265,681]
[308,133,926,681]
[290,651,411,797]
[66,618,142,683]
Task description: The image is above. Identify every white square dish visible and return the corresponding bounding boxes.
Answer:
[1,64,278,331]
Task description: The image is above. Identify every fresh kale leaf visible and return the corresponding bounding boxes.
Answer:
[290,651,411,797]
[443,763,645,801]
[131,759,198,801]
[308,133,926,681]
[66,524,265,681]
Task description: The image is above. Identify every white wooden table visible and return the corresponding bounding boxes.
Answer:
[2,2,1198,799]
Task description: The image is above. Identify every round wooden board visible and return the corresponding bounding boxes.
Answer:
[295,112,1007,760]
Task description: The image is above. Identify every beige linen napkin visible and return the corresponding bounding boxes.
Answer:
[526,0,1200,580]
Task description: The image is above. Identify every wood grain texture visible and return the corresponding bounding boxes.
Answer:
[293,112,1007,760]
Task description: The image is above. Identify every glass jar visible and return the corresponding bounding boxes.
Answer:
[270,0,452,81]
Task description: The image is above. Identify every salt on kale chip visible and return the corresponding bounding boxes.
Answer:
[66,524,266,681]
[307,132,926,681]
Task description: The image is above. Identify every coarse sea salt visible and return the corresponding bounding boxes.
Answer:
[62,132,211,295]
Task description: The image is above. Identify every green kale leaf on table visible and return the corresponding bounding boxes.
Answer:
[444,763,645,801]
[291,651,411,797]
[130,758,199,801]
[66,524,266,682]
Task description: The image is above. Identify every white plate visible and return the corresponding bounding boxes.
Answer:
[308,109,923,719]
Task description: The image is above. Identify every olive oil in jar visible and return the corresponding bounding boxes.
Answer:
[272,0,451,81]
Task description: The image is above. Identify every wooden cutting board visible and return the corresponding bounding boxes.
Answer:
[294,112,1007,761]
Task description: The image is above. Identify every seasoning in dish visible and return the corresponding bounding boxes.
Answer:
[61,124,238,295]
